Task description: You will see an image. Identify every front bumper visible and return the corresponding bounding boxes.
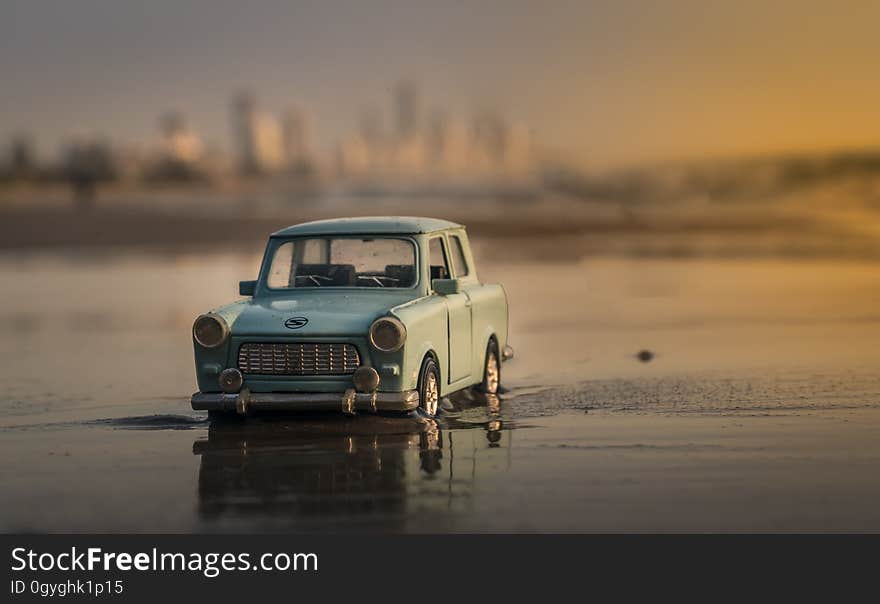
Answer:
[191,389,419,415]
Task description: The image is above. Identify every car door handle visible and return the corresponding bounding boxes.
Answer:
[464,299,472,308]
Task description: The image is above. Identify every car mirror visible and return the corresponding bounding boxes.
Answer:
[432,278,460,295]
[239,280,257,296]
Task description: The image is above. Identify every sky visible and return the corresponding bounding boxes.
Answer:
[2,0,880,168]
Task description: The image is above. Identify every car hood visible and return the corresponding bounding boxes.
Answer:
[228,291,419,337]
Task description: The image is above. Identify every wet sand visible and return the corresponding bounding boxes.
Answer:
[1,251,879,532]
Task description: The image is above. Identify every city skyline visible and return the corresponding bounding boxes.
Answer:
[1,79,536,186]
[3,1,880,170]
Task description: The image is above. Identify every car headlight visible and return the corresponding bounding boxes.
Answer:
[193,313,229,348]
[369,317,406,352]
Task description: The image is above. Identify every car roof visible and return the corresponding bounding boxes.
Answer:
[272,216,464,237]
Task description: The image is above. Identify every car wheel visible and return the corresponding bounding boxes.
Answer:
[480,340,501,394]
[418,357,441,417]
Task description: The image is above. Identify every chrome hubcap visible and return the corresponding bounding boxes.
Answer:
[424,371,439,416]
[486,352,499,394]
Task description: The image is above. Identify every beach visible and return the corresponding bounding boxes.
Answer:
[1,241,878,532]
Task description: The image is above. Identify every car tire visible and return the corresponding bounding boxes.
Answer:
[479,340,501,394]
[417,356,441,418]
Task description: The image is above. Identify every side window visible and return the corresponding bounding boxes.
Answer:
[428,237,450,282]
[267,241,294,288]
[449,235,470,277]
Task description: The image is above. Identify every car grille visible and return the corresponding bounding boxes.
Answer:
[237,342,361,375]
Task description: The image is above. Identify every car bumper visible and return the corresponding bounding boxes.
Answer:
[191,389,420,415]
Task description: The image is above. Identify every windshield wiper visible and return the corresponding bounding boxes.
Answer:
[296,274,333,287]
[357,275,401,288]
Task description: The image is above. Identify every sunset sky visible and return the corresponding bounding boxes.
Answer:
[3,0,879,167]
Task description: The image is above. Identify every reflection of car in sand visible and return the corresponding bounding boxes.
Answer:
[193,416,442,525]
[192,408,507,528]
[191,217,513,418]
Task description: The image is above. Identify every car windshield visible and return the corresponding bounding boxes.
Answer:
[266,237,417,288]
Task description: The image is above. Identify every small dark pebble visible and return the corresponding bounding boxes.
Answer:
[636,350,654,362]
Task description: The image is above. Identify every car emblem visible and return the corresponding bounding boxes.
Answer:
[284,317,308,329]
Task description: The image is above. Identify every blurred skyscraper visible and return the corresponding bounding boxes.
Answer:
[280,106,316,175]
[231,93,261,175]
[231,93,281,174]
[158,112,203,164]
[394,79,420,141]
[145,112,207,182]
[232,93,308,176]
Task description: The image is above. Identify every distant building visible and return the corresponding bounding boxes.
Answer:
[158,112,203,164]
[231,93,261,175]
[251,112,285,171]
[280,106,314,171]
[393,79,420,141]
[146,112,207,182]
[231,92,287,175]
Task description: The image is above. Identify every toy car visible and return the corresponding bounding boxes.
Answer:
[190,217,513,418]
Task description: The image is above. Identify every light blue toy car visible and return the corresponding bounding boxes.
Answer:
[191,217,513,418]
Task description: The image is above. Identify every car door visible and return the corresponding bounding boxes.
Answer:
[429,235,472,383]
